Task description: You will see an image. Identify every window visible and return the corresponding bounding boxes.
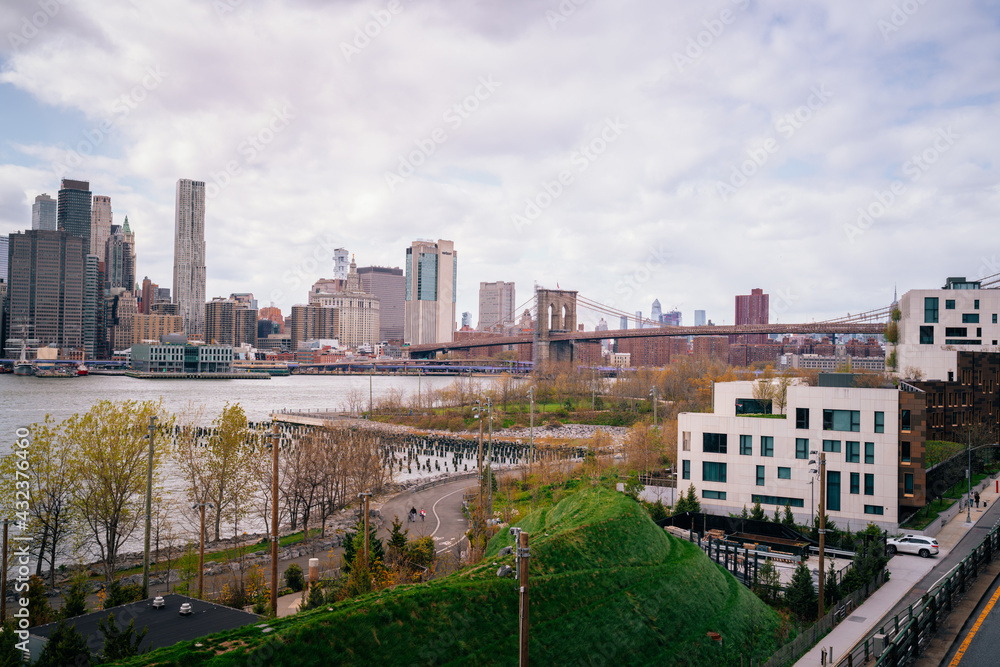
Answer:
[850,472,860,494]
[993,314,997,324]
[901,441,911,463]
[682,432,691,451]
[703,461,727,483]
[823,409,860,432]
[925,297,939,323]
[875,412,884,433]
[904,473,914,495]
[703,433,728,454]
[946,327,968,337]
[752,495,805,508]
[827,471,841,512]
[865,442,875,464]
[736,398,772,415]
[756,465,765,486]
[864,473,874,495]
[682,460,690,480]
[901,410,911,431]
[963,313,980,324]
[920,326,935,344]
[846,441,860,463]
[975,299,980,309]
[740,435,752,456]
[864,505,884,515]
[796,408,810,429]
[761,436,774,457]
[778,467,791,480]
[823,439,841,453]
[703,490,727,500]
[796,438,809,460]
[945,299,955,310]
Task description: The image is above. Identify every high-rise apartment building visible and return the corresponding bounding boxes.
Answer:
[259,306,284,334]
[134,313,184,344]
[122,216,136,289]
[140,277,157,315]
[57,179,92,251]
[235,306,258,348]
[6,230,85,354]
[230,293,257,309]
[404,239,457,345]
[31,194,57,231]
[358,266,405,342]
[694,310,707,327]
[734,288,769,344]
[0,236,8,283]
[333,248,350,281]
[478,281,515,332]
[90,195,113,261]
[105,225,134,291]
[173,179,206,338]
[290,304,339,350]
[83,254,100,358]
[310,258,379,348]
[205,297,236,346]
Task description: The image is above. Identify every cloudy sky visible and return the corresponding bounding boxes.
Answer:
[1,0,998,330]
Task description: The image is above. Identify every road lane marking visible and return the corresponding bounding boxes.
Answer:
[431,487,467,538]
[948,581,1000,666]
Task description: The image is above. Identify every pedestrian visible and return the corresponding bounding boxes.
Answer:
[420,509,426,521]
[975,492,980,508]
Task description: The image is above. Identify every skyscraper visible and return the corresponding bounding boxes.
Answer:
[0,236,8,282]
[90,195,113,261]
[311,258,379,348]
[173,179,206,337]
[650,299,662,324]
[694,310,706,327]
[122,215,136,288]
[734,288,769,344]
[478,281,515,332]
[403,239,457,345]
[358,265,404,342]
[333,248,350,281]
[105,225,134,291]
[31,194,57,231]
[57,179,92,251]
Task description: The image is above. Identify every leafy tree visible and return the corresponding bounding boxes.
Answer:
[750,501,766,521]
[623,470,643,501]
[61,572,89,619]
[26,576,54,626]
[782,504,796,527]
[754,559,781,605]
[103,580,143,609]
[98,613,149,661]
[644,499,669,522]
[67,400,173,581]
[283,563,304,592]
[785,562,817,622]
[35,620,91,667]
[405,536,436,570]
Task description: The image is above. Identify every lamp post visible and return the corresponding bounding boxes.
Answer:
[358,492,372,566]
[967,429,972,523]
[270,422,280,617]
[192,502,215,599]
[142,415,157,600]
[817,452,827,620]
[474,399,485,559]
[527,387,535,476]
[1,519,11,622]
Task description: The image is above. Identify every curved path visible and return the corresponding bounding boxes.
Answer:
[377,475,476,560]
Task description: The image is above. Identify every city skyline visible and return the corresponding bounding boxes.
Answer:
[1,2,998,327]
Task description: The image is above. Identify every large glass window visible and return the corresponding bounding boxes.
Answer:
[827,471,841,511]
[904,473,914,495]
[823,409,860,432]
[703,490,727,500]
[682,460,690,480]
[778,467,791,480]
[920,326,935,344]
[703,461,727,483]
[925,297,939,323]
[796,438,809,460]
[864,473,874,495]
[865,442,875,464]
[874,412,884,433]
[846,441,860,463]
[740,435,752,456]
[796,408,809,429]
[823,440,841,453]
[850,472,860,494]
[752,494,804,508]
[703,433,728,454]
[761,436,774,457]
[945,299,956,310]
[864,505,884,515]
[756,465,765,486]
[963,313,980,324]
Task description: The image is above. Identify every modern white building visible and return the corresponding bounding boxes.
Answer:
[678,380,905,529]
[172,179,207,338]
[332,248,350,281]
[404,239,457,345]
[896,277,1000,382]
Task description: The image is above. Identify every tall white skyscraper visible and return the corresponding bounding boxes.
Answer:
[333,248,350,280]
[90,195,113,261]
[478,280,515,332]
[31,194,57,231]
[694,310,706,326]
[404,239,457,345]
[650,299,662,324]
[172,179,206,338]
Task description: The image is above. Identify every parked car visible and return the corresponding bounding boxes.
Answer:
[887,535,939,558]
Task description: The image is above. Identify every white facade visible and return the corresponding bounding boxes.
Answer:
[172,179,206,338]
[333,248,350,281]
[404,239,457,345]
[678,381,901,529]
[91,195,113,261]
[896,279,1000,381]
[312,258,379,348]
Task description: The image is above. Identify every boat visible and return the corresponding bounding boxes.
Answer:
[13,341,33,376]
[33,365,76,378]
[77,362,89,376]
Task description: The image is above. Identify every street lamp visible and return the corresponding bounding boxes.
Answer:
[142,415,157,600]
[192,502,215,599]
[527,387,535,476]
[649,387,658,430]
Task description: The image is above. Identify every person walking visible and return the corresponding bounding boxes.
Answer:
[975,492,981,508]
[420,509,426,522]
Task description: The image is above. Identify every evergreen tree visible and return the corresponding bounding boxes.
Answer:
[772,506,781,523]
[35,620,91,667]
[750,501,766,521]
[754,559,781,605]
[98,613,149,661]
[61,573,88,619]
[824,561,841,607]
[782,503,796,527]
[673,484,701,514]
[342,519,384,573]
[26,576,54,626]
[0,622,23,667]
[740,505,749,519]
[785,562,817,622]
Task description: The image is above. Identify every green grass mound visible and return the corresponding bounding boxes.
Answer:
[119,487,782,667]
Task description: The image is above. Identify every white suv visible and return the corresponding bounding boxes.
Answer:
[887,535,939,558]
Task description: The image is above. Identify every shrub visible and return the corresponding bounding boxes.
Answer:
[103,580,143,610]
[283,563,305,593]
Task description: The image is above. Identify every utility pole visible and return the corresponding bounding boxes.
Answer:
[369,372,373,417]
[359,492,372,565]
[194,502,214,599]
[476,399,484,557]
[270,422,280,617]
[1,520,9,622]
[818,452,827,620]
[967,429,972,523]
[487,398,494,517]
[528,387,535,476]
[142,415,156,599]
[518,531,530,667]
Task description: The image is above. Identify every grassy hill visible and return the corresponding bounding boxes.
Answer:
[119,487,782,666]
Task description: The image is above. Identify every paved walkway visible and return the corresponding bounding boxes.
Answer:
[794,474,1000,666]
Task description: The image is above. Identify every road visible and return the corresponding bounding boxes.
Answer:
[377,475,476,561]
[943,573,1000,666]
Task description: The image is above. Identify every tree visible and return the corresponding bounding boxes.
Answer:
[782,503,796,527]
[673,484,701,514]
[26,576,54,626]
[61,572,89,619]
[824,561,841,607]
[740,505,749,519]
[0,621,23,667]
[98,613,149,661]
[67,400,172,581]
[35,620,91,667]
[754,559,781,605]
[785,562,817,622]
[342,519,384,573]
[750,501,766,521]
[385,517,409,569]
[623,470,643,501]
[283,563,305,593]
[102,579,143,609]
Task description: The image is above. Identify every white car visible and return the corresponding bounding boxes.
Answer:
[887,535,939,558]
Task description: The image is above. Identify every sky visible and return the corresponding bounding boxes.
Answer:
[1,0,998,331]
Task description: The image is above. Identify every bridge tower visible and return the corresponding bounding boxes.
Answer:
[534,289,578,366]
